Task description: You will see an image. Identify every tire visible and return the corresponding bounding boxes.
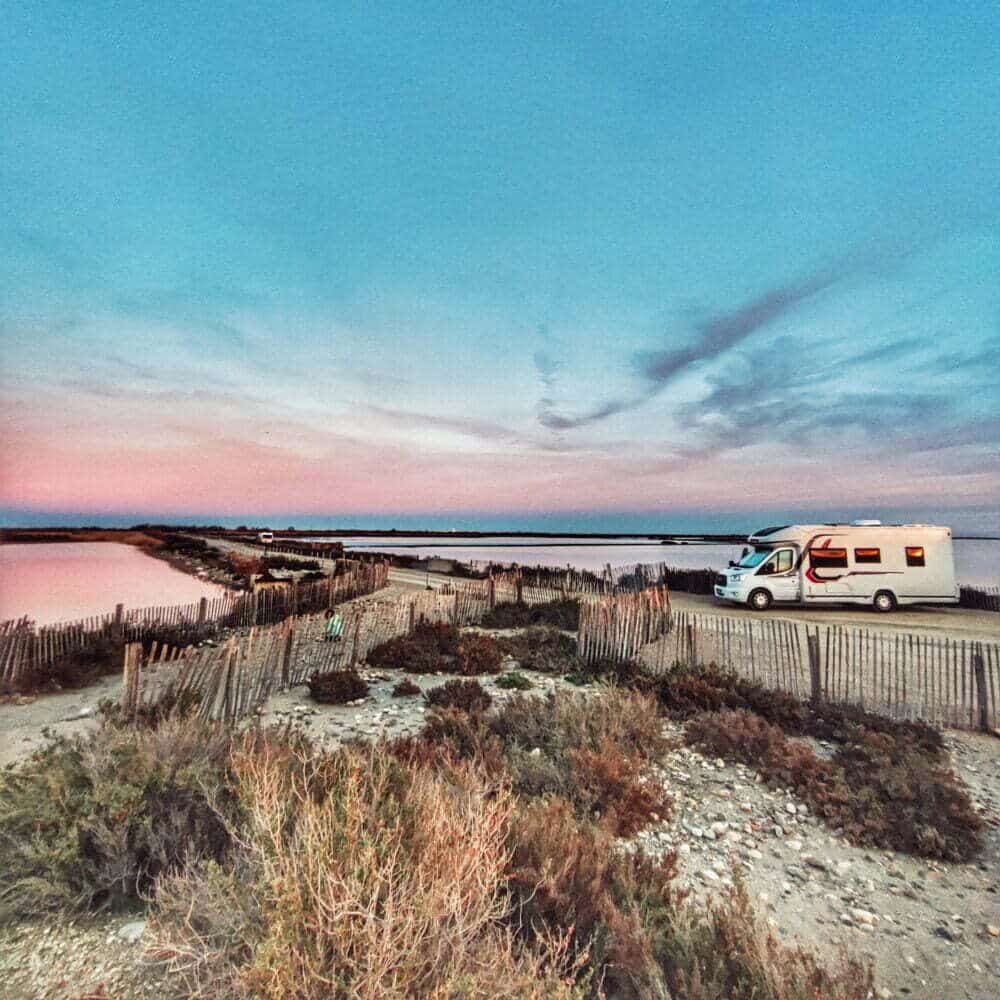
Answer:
[748,588,773,611]
[873,590,897,613]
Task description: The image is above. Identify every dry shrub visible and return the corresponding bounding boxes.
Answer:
[568,740,672,836]
[490,688,666,763]
[425,678,493,714]
[391,677,422,697]
[307,668,368,704]
[480,599,581,631]
[496,628,582,674]
[658,663,806,731]
[457,633,503,675]
[685,710,982,861]
[659,881,874,1000]
[392,707,507,776]
[366,621,461,673]
[151,741,581,999]
[508,796,673,998]
[508,797,872,1000]
[0,715,237,919]
[413,688,671,835]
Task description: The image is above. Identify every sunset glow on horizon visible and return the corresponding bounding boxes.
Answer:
[3,3,998,526]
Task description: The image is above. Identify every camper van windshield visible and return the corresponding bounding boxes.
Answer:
[736,547,772,569]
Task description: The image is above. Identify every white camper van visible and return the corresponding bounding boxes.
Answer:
[257,531,274,545]
[713,522,959,612]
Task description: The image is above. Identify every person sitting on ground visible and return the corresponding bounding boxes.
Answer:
[324,608,344,642]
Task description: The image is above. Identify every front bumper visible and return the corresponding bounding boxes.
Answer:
[714,585,744,602]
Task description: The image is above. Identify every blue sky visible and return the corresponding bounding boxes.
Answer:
[2,1,998,529]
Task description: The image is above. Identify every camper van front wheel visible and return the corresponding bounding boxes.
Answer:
[748,589,772,611]
[873,590,897,613]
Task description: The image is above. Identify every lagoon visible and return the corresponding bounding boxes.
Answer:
[332,535,998,587]
[0,543,230,626]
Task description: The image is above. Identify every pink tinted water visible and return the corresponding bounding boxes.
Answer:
[0,543,230,626]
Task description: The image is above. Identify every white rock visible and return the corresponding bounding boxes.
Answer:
[117,920,146,944]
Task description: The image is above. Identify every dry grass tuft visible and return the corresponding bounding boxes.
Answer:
[151,740,581,999]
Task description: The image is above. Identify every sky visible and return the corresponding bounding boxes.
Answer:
[2,1,999,532]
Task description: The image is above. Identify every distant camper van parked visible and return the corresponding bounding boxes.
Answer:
[714,522,959,612]
[257,531,274,545]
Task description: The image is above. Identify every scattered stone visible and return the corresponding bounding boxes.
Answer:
[116,919,146,944]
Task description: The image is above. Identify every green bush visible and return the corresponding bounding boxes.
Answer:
[496,671,533,690]
[496,628,582,674]
[0,715,237,919]
[480,599,580,631]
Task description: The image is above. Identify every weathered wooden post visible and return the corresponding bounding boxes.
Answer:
[113,603,125,644]
[196,596,209,631]
[488,574,496,611]
[516,570,524,605]
[280,623,295,688]
[972,650,990,732]
[686,622,697,667]
[807,631,822,705]
[120,642,140,717]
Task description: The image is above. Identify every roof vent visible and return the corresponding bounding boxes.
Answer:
[851,519,882,526]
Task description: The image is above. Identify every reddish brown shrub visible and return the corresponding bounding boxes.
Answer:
[457,634,503,675]
[391,678,422,697]
[425,679,493,715]
[307,668,369,704]
[568,739,673,836]
[507,796,675,998]
[685,709,982,861]
[367,621,461,673]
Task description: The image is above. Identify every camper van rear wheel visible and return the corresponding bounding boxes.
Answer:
[873,590,896,613]
[748,588,772,611]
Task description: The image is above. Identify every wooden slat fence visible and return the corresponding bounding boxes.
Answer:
[620,604,1000,732]
[120,587,463,722]
[1,561,388,692]
[960,585,1000,612]
[577,586,673,664]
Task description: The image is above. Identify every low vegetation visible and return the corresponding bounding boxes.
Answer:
[480,598,581,630]
[425,678,493,714]
[0,697,872,999]
[496,627,582,673]
[391,677,422,697]
[367,621,503,675]
[496,670,533,690]
[662,664,980,861]
[306,668,369,704]
[0,713,237,919]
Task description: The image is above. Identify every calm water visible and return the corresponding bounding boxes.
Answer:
[0,543,230,626]
[330,535,998,587]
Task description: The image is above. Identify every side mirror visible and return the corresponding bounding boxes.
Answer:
[728,560,737,567]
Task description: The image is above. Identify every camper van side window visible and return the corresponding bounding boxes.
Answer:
[809,547,848,569]
[854,548,881,564]
[905,546,925,567]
